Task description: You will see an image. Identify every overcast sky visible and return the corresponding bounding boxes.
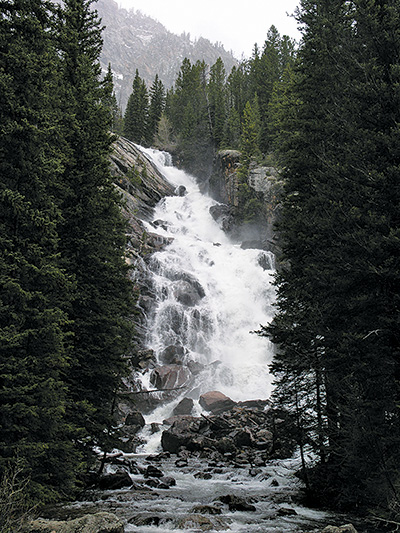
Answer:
[116,0,301,58]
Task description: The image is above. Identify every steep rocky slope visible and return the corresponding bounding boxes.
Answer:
[97,0,238,110]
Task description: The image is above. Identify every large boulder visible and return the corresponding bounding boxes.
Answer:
[172,280,204,306]
[176,514,228,531]
[23,512,124,533]
[199,391,236,414]
[125,409,145,428]
[161,416,207,453]
[160,344,185,365]
[172,397,194,416]
[218,494,256,512]
[150,365,191,390]
[98,470,133,490]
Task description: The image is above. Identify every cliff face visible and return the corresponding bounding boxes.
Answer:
[97,0,238,110]
[209,150,283,255]
[110,137,174,361]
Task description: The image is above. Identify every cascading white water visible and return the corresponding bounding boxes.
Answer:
[140,147,276,408]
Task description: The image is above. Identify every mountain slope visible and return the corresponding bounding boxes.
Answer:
[97,0,238,110]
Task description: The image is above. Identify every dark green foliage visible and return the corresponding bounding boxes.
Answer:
[247,27,296,153]
[0,0,80,501]
[124,69,149,144]
[56,0,134,462]
[147,74,166,145]
[161,29,295,177]
[260,0,400,517]
[208,58,227,149]
[166,58,213,178]
[102,63,123,134]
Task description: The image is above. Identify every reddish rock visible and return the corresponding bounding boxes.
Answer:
[199,391,236,414]
[150,365,190,390]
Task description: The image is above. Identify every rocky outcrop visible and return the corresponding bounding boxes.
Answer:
[111,136,175,220]
[109,136,179,424]
[209,150,283,256]
[23,512,124,533]
[209,150,241,206]
[161,401,296,461]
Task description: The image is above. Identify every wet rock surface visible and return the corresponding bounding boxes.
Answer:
[161,398,296,462]
[23,512,124,533]
[37,451,365,533]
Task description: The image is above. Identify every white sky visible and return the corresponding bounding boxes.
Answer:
[116,0,301,59]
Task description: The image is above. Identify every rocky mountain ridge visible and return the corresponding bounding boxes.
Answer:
[97,0,238,110]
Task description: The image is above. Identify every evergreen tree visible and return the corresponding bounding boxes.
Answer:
[166,58,213,177]
[56,0,134,466]
[256,26,296,152]
[261,0,400,516]
[225,63,251,147]
[147,74,165,145]
[208,58,227,149]
[124,69,149,145]
[0,0,79,501]
[236,98,263,222]
[102,63,123,134]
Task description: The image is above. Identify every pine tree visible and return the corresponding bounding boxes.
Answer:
[0,0,79,501]
[56,0,134,466]
[124,69,149,145]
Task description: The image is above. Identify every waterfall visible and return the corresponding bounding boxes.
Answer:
[139,147,276,421]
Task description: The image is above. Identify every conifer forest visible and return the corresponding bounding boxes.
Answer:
[1,0,400,530]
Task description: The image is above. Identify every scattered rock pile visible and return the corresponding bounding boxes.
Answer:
[161,392,297,462]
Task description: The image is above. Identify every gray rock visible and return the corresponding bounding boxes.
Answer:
[191,505,222,515]
[218,494,256,512]
[176,514,228,531]
[24,512,124,533]
[150,365,190,390]
[144,464,164,478]
[125,410,145,428]
[175,185,187,196]
[160,344,185,365]
[98,470,132,490]
[172,397,194,416]
[128,513,164,527]
[172,280,204,306]
[161,416,206,453]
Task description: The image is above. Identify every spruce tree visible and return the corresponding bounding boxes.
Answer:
[56,0,134,465]
[261,0,400,515]
[102,63,123,134]
[208,58,227,149]
[0,0,79,501]
[166,58,213,177]
[124,69,149,145]
[147,74,165,145]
